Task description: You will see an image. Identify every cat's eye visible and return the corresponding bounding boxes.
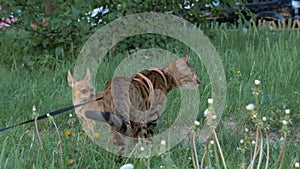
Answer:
[90,88,94,92]
[81,89,88,94]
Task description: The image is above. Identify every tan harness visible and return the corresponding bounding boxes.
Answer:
[134,72,154,100]
[147,68,168,89]
[132,68,167,100]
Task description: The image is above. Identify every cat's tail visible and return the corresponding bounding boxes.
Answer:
[85,110,132,137]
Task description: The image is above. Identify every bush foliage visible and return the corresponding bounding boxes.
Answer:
[0,0,241,69]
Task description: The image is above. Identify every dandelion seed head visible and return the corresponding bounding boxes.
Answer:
[295,162,299,168]
[120,163,134,169]
[246,104,255,111]
[282,120,288,125]
[32,105,37,112]
[212,115,217,119]
[252,114,257,118]
[204,109,208,117]
[208,98,213,104]
[161,140,166,145]
[194,120,200,126]
[210,140,214,145]
[240,139,244,144]
[245,128,249,132]
[280,137,284,141]
[69,113,73,118]
[262,117,267,122]
[251,140,256,145]
[255,80,261,85]
[285,109,290,114]
[140,146,145,151]
[47,113,50,117]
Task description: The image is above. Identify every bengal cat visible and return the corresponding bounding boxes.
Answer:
[85,55,200,145]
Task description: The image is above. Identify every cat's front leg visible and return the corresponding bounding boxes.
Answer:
[85,110,132,137]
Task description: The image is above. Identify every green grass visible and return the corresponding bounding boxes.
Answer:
[0,28,299,168]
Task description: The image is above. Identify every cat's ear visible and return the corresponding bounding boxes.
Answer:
[68,70,76,87]
[84,68,91,81]
[176,55,190,69]
[181,54,190,64]
[175,59,185,70]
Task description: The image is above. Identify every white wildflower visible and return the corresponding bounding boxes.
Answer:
[160,140,166,145]
[282,120,288,125]
[120,163,134,169]
[210,140,214,145]
[47,113,50,117]
[246,104,255,111]
[32,105,37,112]
[280,137,285,141]
[140,146,145,151]
[255,80,261,85]
[240,139,244,144]
[285,109,290,114]
[208,98,213,104]
[262,117,267,122]
[69,113,73,118]
[251,140,256,145]
[245,128,249,133]
[204,109,208,117]
[194,120,200,126]
[295,162,299,168]
[212,115,217,119]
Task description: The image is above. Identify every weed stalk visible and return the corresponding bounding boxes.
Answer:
[265,132,270,169]
[190,121,200,169]
[277,133,287,169]
[32,105,49,166]
[47,113,63,168]
[212,129,227,169]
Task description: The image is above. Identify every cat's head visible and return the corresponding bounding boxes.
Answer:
[68,68,95,104]
[164,55,200,89]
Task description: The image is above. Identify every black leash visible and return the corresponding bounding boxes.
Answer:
[0,97,103,132]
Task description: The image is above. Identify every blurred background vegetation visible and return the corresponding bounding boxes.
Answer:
[0,0,249,70]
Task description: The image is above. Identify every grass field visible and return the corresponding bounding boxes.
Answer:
[0,28,299,168]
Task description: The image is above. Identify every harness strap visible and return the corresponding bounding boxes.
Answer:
[132,77,148,89]
[134,72,154,100]
[147,68,168,88]
[0,96,103,132]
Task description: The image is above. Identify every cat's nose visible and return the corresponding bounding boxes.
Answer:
[196,78,201,84]
[89,93,94,98]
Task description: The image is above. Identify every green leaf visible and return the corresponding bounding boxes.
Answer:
[55,47,63,56]
[71,5,79,16]
[28,60,35,66]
